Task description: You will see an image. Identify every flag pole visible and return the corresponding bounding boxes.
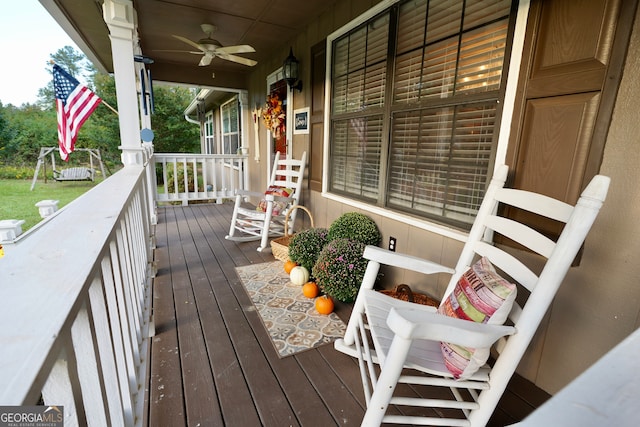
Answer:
[101,100,119,116]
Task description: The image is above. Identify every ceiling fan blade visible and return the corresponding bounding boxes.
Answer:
[172,35,205,51]
[154,49,203,55]
[199,54,213,66]
[218,53,257,67]
[216,45,256,55]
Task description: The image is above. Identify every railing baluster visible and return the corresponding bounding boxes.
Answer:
[127,198,146,312]
[42,346,83,427]
[202,157,209,197]
[111,234,141,388]
[162,158,168,200]
[70,300,110,426]
[221,157,228,196]
[212,157,219,201]
[88,276,126,426]
[130,194,145,290]
[172,158,179,200]
[117,225,143,354]
[192,157,198,199]
[101,254,136,425]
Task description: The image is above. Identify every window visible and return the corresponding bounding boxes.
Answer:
[221,97,240,156]
[204,111,215,154]
[329,0,515,228]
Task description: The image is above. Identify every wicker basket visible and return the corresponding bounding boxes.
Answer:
[380,284,440,307]
[270,205,314,262]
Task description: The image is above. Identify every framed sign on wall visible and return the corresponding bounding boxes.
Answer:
[293,107,310,135]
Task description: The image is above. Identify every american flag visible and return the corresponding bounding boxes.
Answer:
[53,64,101,161]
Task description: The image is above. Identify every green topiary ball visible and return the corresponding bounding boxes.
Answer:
[312,238,367,303]
[328,212,381,246]
[288,227,329,273]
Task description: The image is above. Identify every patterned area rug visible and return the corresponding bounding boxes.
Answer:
[236,261,346,358]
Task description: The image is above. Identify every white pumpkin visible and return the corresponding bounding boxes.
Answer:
[290,266,310,286]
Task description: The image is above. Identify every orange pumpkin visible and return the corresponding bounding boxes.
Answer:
[284,260,297,274]
[315,295,334,315]
[302,281,319,298]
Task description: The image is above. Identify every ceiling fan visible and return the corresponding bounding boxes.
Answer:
[166,24,257,67]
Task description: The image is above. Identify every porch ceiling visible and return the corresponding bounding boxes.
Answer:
[41,0,337,88]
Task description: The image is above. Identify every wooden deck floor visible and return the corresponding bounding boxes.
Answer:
[145,203,549,426]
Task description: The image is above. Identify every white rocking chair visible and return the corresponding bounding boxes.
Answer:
[334,165,610,426]
[226,152,307,252]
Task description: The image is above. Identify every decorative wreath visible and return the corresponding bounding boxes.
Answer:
[262,92,286,138]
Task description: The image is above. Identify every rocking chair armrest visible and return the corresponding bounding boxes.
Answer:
[387,306,516,349]
[267,194,295,204]
[233,190,294,206]
[234,189,264,198]
[363,246,456,276]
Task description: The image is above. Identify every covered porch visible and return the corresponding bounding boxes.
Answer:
[0,153,546,426]
[147,201,548,426]
[5,0,640,425]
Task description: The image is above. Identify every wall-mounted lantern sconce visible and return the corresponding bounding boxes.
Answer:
[283,47,302,92]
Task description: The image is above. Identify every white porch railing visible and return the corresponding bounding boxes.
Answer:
[0,160,156,426]
[153,153,249,205]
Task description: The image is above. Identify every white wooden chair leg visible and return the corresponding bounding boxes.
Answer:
[227,194,242,238]
[257,202,274,252]
[362,335,412,426]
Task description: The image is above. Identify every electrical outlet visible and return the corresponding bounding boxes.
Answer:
[389,236,397,252]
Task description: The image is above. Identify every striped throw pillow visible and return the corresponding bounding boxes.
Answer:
[438,257,517,379]
[257,186,293,216]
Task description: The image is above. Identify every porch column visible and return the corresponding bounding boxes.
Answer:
[103,0,143,166]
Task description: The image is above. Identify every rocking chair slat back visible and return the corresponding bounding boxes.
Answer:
[335,164,610,426]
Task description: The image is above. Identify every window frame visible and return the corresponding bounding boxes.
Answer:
[220,96,240,158]
[204,110,215,154]
[322,0,530,240]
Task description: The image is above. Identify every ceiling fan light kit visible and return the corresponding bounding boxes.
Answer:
[200,23,217,35]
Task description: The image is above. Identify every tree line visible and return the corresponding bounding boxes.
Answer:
[0,46,200,171]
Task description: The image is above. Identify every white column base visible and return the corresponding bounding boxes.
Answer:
[35,200,60,218]
[0,219,26,242]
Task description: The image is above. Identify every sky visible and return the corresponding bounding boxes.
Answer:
[0,2,79,106]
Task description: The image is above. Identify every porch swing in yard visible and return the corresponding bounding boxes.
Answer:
[30,147,108,190]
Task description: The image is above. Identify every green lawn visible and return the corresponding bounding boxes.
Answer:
[0,179,99,232]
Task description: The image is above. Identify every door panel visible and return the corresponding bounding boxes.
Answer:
[511,92,600,238]
[515,93,600,203]
[526,0,620,98]
[507,0,633,222]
